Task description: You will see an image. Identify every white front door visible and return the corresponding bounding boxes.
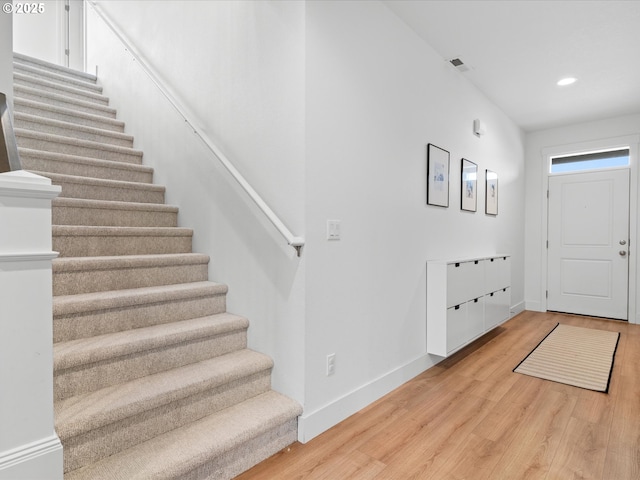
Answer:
[547,169,630,320]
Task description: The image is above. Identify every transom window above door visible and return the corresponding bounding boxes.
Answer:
[550,148,630,174]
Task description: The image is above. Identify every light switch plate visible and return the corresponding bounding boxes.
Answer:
[327,220,341,240]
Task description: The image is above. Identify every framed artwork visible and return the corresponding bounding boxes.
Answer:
[427,143,450,207]
[461,158,477,212]
[485,170,498,215]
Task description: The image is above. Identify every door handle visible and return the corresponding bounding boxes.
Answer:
[620,250,627,257]
[620,240,627,245]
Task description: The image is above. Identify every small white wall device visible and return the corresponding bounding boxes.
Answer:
[473,119,486,137]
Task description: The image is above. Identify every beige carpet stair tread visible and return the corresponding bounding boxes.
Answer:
[53,197,177,215]
[14,71,109,105]
[53,225,193,237]
[53,199,178,227]
[54,314,250,401]
[64,390,302,480]
[15,85,116,118]
[15,112,134,147]
[53,281,227,316]
[54,312,249,373]
[33,171,158,189]
[13,62,103,93]
[14,52,97,82]
[55,348,270,438]
[31,171,164,204]
[53,252,209,273]
[53,281,228,342]
[20,148,152,183]
[58,359,273,473]
[15,128,143,163]
[14,97,124,132]
[52,253,210,295]
[53,225,194,257]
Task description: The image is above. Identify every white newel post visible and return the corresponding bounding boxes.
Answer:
[0,171,63,479]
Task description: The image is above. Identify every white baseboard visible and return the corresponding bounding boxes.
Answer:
[0,435,63,480]
[525,300,544,312]
[297,354,437,443]
[511,301,526,316]
[298,300,528,443]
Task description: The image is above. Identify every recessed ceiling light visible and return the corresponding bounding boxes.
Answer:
[557,77,577,86]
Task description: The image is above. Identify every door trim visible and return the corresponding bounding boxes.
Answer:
[539,134,640,324]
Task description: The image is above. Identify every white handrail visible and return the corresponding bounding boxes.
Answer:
[87,1,304,256]
[0,92,22,173]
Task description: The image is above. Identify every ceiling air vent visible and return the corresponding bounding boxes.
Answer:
[449,57,470,73]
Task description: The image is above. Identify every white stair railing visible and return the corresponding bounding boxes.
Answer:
[0,92,22,173]
[87,1,304,256]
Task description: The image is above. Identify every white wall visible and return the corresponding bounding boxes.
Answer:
[85,0,306,404]
[524,114,640,314]
[301,0,525,440]
[86,0,526,443]
[88,0,305,234]
[12,0,64,66]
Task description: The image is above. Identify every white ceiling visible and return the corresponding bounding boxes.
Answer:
[383,0,640,132]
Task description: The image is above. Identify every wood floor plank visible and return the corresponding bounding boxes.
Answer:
[356,387,476,464]
[473,385,544,443]
[602,450,640,480]
[606,372,640,459]
[486,389,577,480]
[370,395,494,479]
[467,367,518,402]
[299,450,386,480]
[499,374,550,407]
[238,312,640,480]
[545,416,609,480]
[434,433,508,480]
[571,385,617,426]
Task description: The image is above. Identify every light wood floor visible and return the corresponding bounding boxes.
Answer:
[237,311,640,479]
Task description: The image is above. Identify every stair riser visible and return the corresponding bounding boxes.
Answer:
[53,234,192,257]
[14,102,124,132]
[62,371,271,473]
[54,295,226,343]
[55,331,248,401]
[15,90,116,118]
[15,117,133,148]
[52,179,164,204]
[21,153,152,183]
[16,135,142,164]
[14,56,97,83]
[185,418,299,480]
[14,76,109,106]
[14,64,102,93]
[53,205,177,227]
[53,263,209,296]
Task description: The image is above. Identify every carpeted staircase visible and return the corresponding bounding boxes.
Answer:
[12,52,301,480]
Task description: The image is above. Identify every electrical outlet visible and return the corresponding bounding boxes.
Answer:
[326,353,336,376]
